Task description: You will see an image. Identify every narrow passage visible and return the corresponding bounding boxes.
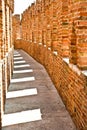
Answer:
[2,50,77,130]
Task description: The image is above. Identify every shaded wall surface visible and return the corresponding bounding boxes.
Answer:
[0,0,14,128]
[13,0,87,130]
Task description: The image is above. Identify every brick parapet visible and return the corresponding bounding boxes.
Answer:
[15,39,87,130]
[13,0,87,69]
[13,0,87,128]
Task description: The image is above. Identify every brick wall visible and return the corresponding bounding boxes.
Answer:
[12,15,21,42]
[13,0,87,130]
[13,0,87,69]
[0,0,14,128]
[15,39,87,130]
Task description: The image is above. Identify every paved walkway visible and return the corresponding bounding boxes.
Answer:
[2,50,77,130]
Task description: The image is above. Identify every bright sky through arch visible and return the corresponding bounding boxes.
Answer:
[14,0,35,14]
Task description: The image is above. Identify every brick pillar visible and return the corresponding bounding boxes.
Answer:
[5,5,9,93]
[69,21,77,64]
[30,8,33,43]
[45,1,51,49]
[36,0,42,45]
[61,0,69,57]
[0,1,14,129]
[31,4,36,43]
[35,1,39,44]
[42,0,46,46]
[69,0,78,64]
[33,5,37,43]
[51,0,58,52]
[76,1,87,69]
[12,15,21,42]
[2,0,6,113]
[69,0,87,70]
[56,0,62,55]
[26,7,30,42]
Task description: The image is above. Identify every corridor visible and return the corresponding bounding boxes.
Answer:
[2,50,76,130]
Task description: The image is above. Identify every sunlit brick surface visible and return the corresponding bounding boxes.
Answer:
[0,0,14,128]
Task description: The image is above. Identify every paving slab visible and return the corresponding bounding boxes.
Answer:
[2,50,77,130]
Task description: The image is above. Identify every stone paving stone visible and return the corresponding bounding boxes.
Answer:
[2,50,77,130]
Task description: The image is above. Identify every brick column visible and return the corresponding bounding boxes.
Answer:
[33,5,37,43]
[51,0,58,52]
[69,0,87,70]
[56,0,62,55]
[61,0,69,57]
[2,0,6,113]
[12,15,21,41]
[76,1,87,69]
[42,0,46,46]
[45,0,51,49]
[69,0,78,64]
[36,0,42,45]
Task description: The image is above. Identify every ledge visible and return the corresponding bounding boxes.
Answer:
[63,58,69,64]
[82,70,87,76]
[48,47,51,50]
[63,58,81,76]
[53,51,58,56]
[44,45,46,47]
[39,43,42,45]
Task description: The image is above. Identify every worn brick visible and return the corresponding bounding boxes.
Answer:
[13,0,87,130]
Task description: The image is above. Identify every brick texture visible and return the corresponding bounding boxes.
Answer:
[15,39,87,130]
[0,0,14,128]
[13,0,87,130]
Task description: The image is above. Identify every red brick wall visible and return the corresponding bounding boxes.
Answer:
[12,15,21,42]
[0,0,14,128]
[15,0,87,69]
[15,39,87,130]
[13,0,87,129]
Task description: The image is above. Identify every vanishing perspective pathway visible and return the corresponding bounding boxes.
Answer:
[2,50,77,130]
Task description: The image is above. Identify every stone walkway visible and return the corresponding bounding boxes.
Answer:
[2,50,77,130]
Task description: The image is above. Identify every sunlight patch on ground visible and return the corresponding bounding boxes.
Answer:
[14,52,19,54]
[6,88,37,99]
[11,77,35,83]
[14,60,26,64]
[13,69,33,74]
[14,54,21,57]
[2,109,42,127]
[14,57,23,60]
[14,64,30,68]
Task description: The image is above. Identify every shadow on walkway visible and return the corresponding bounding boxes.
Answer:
[2,50,77,130]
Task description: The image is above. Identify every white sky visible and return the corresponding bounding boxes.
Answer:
[14,0,35,14]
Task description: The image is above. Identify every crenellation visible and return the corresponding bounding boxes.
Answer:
[13,0,87,130]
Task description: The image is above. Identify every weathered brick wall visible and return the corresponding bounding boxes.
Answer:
[0,0,14,128]
[12,15,21,42]
[13,0,87,69]
[69,0,87,69]
[13,0,87,130]
[15,39,87,130]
